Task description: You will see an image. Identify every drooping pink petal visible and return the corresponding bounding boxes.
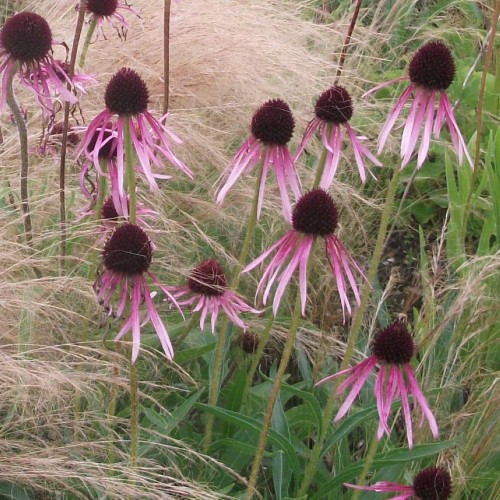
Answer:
[362,75,410,97]
[294,118,322,161]
[344,481,415,494]
[417,89,436,168]
[319,124,342,190]
[405,364,439,439]
[345,123,382,183]
[397,367,414,448]
[376,365,391,439]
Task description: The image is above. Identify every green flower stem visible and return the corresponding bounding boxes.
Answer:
[123,118,139,468]
[241,313,275,403]
[245,289,303,499]
[5,64,35,252]
[124,119,137,224]
[298,167,401,496]
[352,432,380,500]
[312,132,329,190]
[79,17,97,69]
[203,158,265,453]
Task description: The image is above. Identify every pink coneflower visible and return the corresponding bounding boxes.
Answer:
[316,321,438,448]
[172,259,260,332]
[95,223,181,363]
[345,466,452,500]
[295,85,381,185]
[216,98,300,220]
[365,41,472,169]
[0,12,77,114]
[77,67,192,202]
[86,0,139,36]
[243,189,364,318]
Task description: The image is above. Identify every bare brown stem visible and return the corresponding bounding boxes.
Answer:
[59,0,87,267]
[335,0,364,84]
[163,0,172,115]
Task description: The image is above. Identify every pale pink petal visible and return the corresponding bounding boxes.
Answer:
[344,481,414,494]
[294,118,322,160]
[417,89,436,168]
[362,75,410,97]
[397,368,414,448]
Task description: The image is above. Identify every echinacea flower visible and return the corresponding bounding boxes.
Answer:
[345,466,452,500]
[95,223,181,362]
[243,188,364,318]
[295,85,381,185]
[86,0,139,36]
[77,67,192,203]
[172,259,260,332]
[316,321,438,448]
[366,41,472,169]
[0,12,78,115]
[216,98,301,220]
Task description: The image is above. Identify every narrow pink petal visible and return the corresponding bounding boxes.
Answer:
[417,89,436,168]
[405,365,439,439]
[400,86,424,161]
[334,357,378,421]
[397,368,414,448]
[282,146,301,200]
[243,231,292,273]
[315,364,357,387]
[294,118,321,160]
[211,297,220,332]
[344,481,414,494]
[362,76,410,97]
[257,150,270,219]
[378,85,415,154]
[319,124,341,189]
[298,236,313,315]
[402,89,431,167]
[271,147,293,221]
[376,366,391,439]
[433,92,447,137]
[335,357,377,395]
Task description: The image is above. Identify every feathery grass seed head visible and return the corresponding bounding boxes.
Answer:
[103,223,152,275]
[104,68,149,115]
[315,85,353,124]
[292,189,338,236]
[372,321,414,365]
[413,467,452,500]
[1,12,52,63]
[188,259,227,297]
[251,98,295,145]
[409,41,455,90]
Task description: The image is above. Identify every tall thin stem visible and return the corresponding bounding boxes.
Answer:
[462,0,500,239]
[5,64,35,253]
[245,289,303,499]
[298,167,401,496]
[123,118,139,467]
[335,0,364,84]
[203,159,265,452]
[163,0,172,115]
[79,17,97,69]
[59,0,87,266]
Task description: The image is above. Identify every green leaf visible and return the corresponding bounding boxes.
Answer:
[196,403,302,479]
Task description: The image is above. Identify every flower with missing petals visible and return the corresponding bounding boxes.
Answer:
[216,98,300,220]
[243,189,364,318]
[295,85,381,185]
[86,0,139,36]
[345,466,452,500]
[77,68,192,207]
[316,321,438,448]
[95,223,181,363]
[0,12,78,115]
[365,41,472,169]
[172,259,260,332]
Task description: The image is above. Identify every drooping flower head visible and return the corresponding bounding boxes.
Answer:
[295,85,381,186]
[0,12,78,115]
[365,41,472,169]
[244,189,364,318]
[77,67,191,211]
[216,98,300,220]
[95,223,181,363]
[316,321,439,448]
[172,259,260,333]
[345,466,452,500]
[86,0,139,36]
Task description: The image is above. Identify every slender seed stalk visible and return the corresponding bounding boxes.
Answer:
[203,159,265,452]
[123,118,139,467]
[241,313,275,402]
[163,0,172,115]
[462,0,500,241]
[335,0,364,84]
[352,432,380,499]
[79,17,97,69]
[5,64,36,254]
[298,167,401,496]
[245,289,303,499]
[59,0,87,266]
